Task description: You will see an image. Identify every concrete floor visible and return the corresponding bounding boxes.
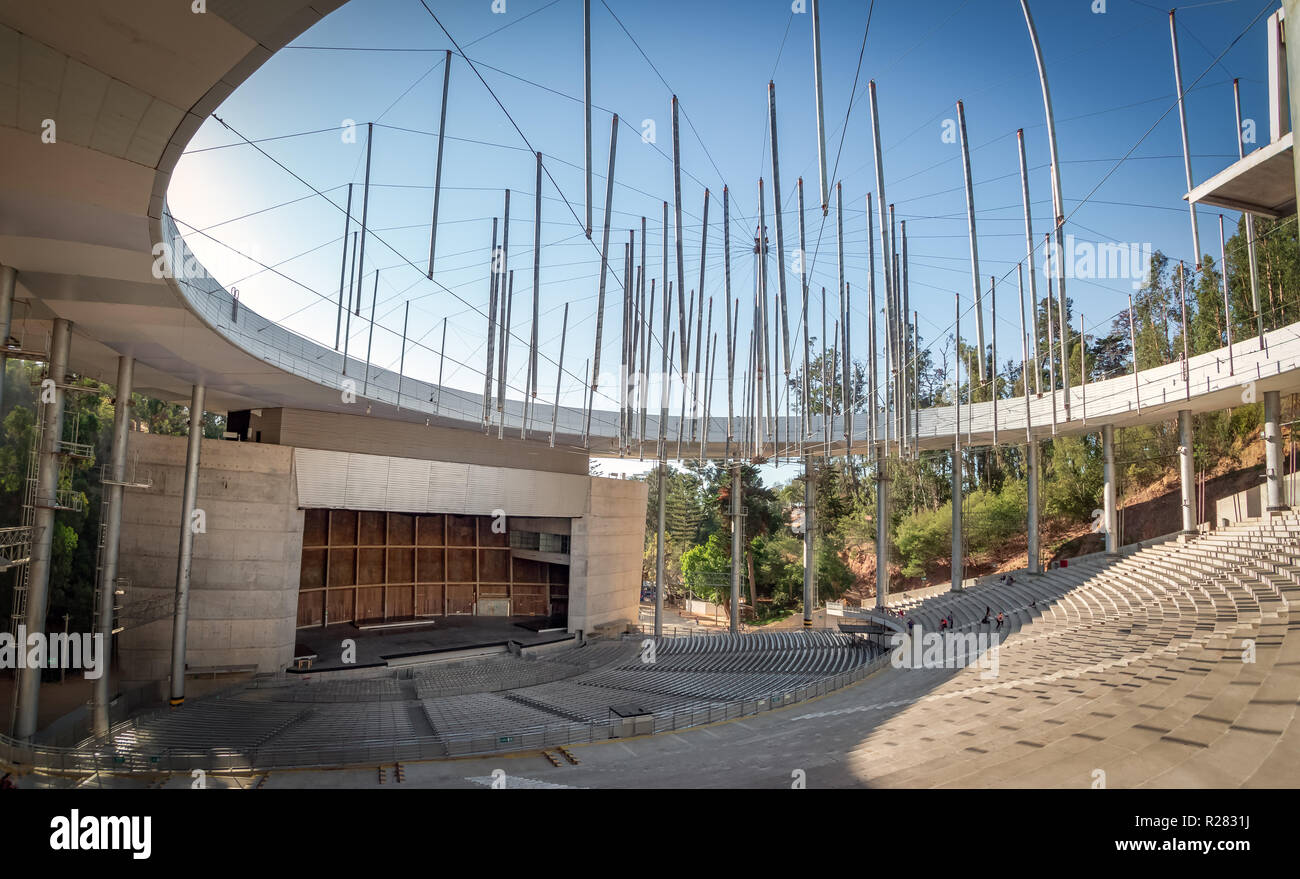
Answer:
[294,617,573,667]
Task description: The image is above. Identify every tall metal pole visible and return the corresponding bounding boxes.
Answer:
[428,51,452,278]
[435,317,447,414]
[356,122,374,314]
[1017,130,1041,394]
[1219,214,1234,374]
[1128,294,1141,413]
[811,0,829,215]
[874,398,889,610]
[551,303,568,447]
[866,194,877,459]
[803,455,815,628]
[1020,0,1070,415]
[93,356,133,737]
[342,231,358,375]
[363,269,379,396]
[655,460,666,639]
[13,318,71,739]
[334,184,352,350]
[1234,79,1265,347]
[497,187,512,426]
[798,180,811,446]
[397,301,409,408]
[168,382,206,708]
[1170,10,1203,270]
[951,293,963,593]
[1178,261,1191,401]
[957,101,986,381]
[483,217,500,425]
[583,0,592,239]
[730,462,743,633]
[672,97,688,377]
[836,182,850,451]
[723,188,735,456]
[530,152,543,432]
[1044,233,1058,433]
[586,119,618,443]
[901,221,911,454]
[991,275,998,445]
[869,80,894,401]
[756,179,768,455]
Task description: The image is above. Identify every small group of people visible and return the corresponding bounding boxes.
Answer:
[938,612,955,632]
[979,606,1005,630]
[998,573,1017,586]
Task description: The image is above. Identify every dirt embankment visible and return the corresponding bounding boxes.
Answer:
[841,431,1268,604]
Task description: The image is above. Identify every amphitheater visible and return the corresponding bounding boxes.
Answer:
[3,1,1300,792]
[10,510,1294,788]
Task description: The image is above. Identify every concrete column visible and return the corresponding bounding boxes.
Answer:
[802,456,814,627]
[1026,440,1041,573]
[951,445,963,592]
[92,356,133,737]
[1102,424,1118,554]
[14,318,71,741]
[655,461,665,638]
[1282,1,1300,216]
[729,462,741,634]
[875,456,890,607]
[0,265,14,418]
[1264,390,1289,513]
[1178,409,1196,535]
[169,383,205,707]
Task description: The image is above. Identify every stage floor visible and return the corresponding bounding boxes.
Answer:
[293,616,572,669]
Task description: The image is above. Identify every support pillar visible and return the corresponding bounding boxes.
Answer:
[1283,1,1300,226]
[1102,424,1118,555]
[655,461,666,639]
[1264,390,1289,513]
[875,456,890,607]
[1026,440,1041,573]
[802,456,814,627]
[730,462,742,633]
[951,447,963,592]
[14,318,71,741]
[1178,409,1196,536]
[169,383,205,707]
[0,264,14,418]
[93,356,133,737]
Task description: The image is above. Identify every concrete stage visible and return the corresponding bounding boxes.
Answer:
[291,616,575,670]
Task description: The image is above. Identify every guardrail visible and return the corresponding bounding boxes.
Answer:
[0,649,893,775]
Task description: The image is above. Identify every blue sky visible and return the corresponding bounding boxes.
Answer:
[167,0,1280,481]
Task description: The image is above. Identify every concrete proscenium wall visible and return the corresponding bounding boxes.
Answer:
[569,477,648,636]
[115,432,645,682]
[118,433,303,683]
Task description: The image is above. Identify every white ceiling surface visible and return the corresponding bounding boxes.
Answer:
[0,0,347,410]
[0,1,1297,460]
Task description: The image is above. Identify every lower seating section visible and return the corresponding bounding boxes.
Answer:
[95,630,874,757]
